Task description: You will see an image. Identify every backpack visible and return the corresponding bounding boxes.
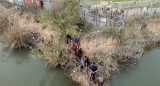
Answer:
[74,37,79,43]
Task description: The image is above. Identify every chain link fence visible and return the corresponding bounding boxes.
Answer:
[81,5,160,29]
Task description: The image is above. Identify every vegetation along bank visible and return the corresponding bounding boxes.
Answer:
[0,0,160,86]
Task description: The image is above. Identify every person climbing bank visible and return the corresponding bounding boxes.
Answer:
[89,62,98,84]
[79,59,85,72]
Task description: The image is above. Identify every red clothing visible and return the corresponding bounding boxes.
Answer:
[73,42,79,52]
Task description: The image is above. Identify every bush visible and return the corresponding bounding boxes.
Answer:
[20,4,41,15]
[0,0,14,9]
[42,25,47,30]
[32,37,70,68]
[34,16,40,23]
[77,19,94,34]
[103,25,125,38]
[3,22,35,49]
[40,0,80,38]
[0,14,8,32]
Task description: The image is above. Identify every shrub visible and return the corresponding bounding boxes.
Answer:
[32,37,70,68]
[103,25,125,38]
[34,16,40,23]
[3,22,35,48]
[42,25,47,30]
[0,0,13,9]
[77,19,94,34]
[40,0,80,38]
[20,4,41,15]
[0,14,8,32]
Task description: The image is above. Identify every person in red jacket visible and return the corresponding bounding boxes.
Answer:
[73,41,79,53]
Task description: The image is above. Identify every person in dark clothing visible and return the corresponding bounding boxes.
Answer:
[66,34,72,44]
[84,56,90,67]
[76,48,83,59]
[89,62,98,84]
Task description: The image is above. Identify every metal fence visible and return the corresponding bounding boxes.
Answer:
[81,7,160,28]
[81,0,160,9]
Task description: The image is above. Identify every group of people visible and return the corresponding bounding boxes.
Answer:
[66,34,104,85]
[79,56,104,85]
[79,56,101,84]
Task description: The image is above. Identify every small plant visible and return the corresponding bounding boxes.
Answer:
[42,25,47,30]
[19,9,24,16]
[78,19,94,34]
[103,25,125,38]
[34,16,40,23]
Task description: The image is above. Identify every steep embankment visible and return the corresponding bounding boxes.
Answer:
[69,18,160,86]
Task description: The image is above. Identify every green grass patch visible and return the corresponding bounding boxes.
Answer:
[90,0,144,2]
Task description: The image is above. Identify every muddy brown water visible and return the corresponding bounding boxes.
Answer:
[109,46,160,86]
[0,43,77,86]
[1,41,160,86]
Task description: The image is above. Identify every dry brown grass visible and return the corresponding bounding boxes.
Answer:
[3,21,36,49]
[80,34,119,57]
[0,0,14,9]
[19,4,41,16]
[0,14,8,32]
[32,35,70,68]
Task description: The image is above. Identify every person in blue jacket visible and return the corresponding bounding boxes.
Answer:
[79,59,85,71]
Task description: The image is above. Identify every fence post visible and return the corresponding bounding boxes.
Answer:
[98,14,100,26]
[106,15,107,26]
[84,10,85,20]
[96,13,97,27]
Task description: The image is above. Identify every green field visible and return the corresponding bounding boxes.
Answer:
[80,0,159,8]
[90,0,144,2]
[80,0,145,7]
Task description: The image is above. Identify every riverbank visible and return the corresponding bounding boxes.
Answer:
[69,17,160,85]
[1,1,160,86]
[109,45,160,86]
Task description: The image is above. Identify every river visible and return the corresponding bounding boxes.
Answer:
[1,41,160,86]
[109,46,160,86]
[0,43,76,86]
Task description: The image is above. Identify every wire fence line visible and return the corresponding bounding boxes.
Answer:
[114,0,160,8]
[81,0,160,8]
[81,7,160,29]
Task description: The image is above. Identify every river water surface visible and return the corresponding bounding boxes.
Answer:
[0,43,76,86]
[1,41,160,86]
[109,47,160,86]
